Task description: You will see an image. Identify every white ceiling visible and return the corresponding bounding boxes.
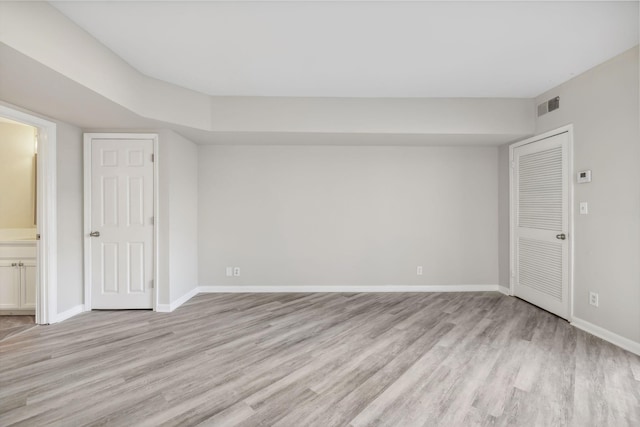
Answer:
[51,1,639,98]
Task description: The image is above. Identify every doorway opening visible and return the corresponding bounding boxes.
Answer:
[0,105,57,325]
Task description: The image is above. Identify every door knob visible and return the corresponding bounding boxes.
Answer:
[556,234,566,240]
[89,231,101,237]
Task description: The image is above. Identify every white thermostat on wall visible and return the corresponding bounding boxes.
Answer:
[577,170,592,183]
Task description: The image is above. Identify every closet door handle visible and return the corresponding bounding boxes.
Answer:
[11,263,17,267]
[90,231,101,237]
[18,262,24,267]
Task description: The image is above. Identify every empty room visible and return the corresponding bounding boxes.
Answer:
[0,1,638,426]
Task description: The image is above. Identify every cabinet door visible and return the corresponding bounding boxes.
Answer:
[21,260,37,309]
[0,261,21,309]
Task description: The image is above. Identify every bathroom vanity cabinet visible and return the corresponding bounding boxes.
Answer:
[0,242,36,312]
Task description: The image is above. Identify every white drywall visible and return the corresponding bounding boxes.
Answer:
[497,143,510,289]
[0,3,534,143]
[166,132,199,305]
[534,46,639,343]
[56,121,84,313]
[208,96,535,136]
[0,1,211,130]
[87,129,200,307]
[199,145,499,287]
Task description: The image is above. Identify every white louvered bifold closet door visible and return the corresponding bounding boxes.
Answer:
[513,132,569,319]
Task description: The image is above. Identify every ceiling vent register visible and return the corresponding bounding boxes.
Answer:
[537,96,560,117]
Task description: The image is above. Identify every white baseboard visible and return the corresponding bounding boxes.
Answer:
[156,286,200,313]
[497,285,511,296]
[156,304,171,313]
[571,316,640,356]
[158,284,503,313]
[54,304,85,323]
[61,287,640,357]
[197,284,500,293]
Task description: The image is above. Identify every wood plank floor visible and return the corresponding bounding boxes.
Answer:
[1,292,639,426]
[0,315,35,342]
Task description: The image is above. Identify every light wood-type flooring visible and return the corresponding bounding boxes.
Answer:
[0,315,35,342]
[1,292,639,426]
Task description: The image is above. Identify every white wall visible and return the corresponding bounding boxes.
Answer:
[56,122,84,313]
[89,129,200,307]
[0,1,212,129]
[497,143,510,288]
[0,2,534,143]
[208,97,534,136]
[533,46,639,343]
[199,145,499,287]
[166,131,199,304]
[157,134,171,305]
[156,130,200,306]
[0,121,36,228]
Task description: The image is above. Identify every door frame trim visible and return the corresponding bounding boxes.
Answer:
[0,105,57,325]
[509,124,574,321]
[83,133,159,311]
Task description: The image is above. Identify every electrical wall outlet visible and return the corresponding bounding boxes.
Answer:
[579,202,589,215]
[233,267,241,277]
[226,267,233,277]
[589,292,599,307]
[417,266,423,276]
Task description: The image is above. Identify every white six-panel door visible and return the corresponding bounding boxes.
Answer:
[512,131,570,319]
[87,136,155,309]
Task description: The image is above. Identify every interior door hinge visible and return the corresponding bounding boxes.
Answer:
[511,161,515,169]
[150,280,154,289]
[150,216,154,225]
[151,153,155,162]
